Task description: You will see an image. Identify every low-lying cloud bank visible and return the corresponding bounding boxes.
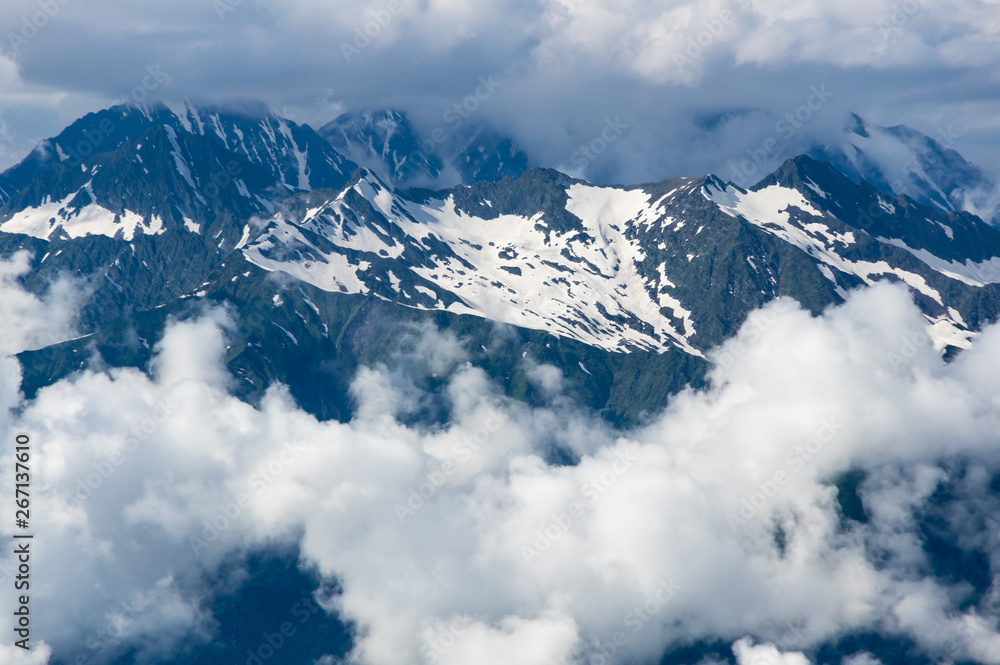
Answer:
[1,259,1000,664]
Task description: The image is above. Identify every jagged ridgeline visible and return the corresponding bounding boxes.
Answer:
[3,101,1000,425]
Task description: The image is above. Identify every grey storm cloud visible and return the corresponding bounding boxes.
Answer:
[0,0,999,183]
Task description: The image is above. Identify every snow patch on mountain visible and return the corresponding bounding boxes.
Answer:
[876,237,1000,287]
[390,180,700,352]
[243,217,373,295]
[240,173,703,354]
[925,314,977,350]
[705,179,975,342]
[818,114,1000,227]
[0,188,163,241]
[163,126,207,204]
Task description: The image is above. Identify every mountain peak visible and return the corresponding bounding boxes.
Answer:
[319,109,439,186]
[811,113,1000,227]
[317,107,529,188]
[751,154,848,195]
[847,112,870,138]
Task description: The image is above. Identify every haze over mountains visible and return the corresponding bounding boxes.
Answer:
[318,108,529,188]
[812,113,1000,227]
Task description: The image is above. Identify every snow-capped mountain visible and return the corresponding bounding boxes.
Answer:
[245,168,706,355]
[4,103,1000,424]
[0,101,357,247]
[318,109,529,188]
[813,113,1000,227]
[242,156,1000,358]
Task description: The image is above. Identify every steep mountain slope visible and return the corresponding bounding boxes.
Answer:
[317,109,529,187]
[6,105,1000,665]
[813,114,1000,226]
[17,256,705,426]
[708,157,1000,346]
[242,156,1000,358]
[0,107,159,205]
[0,101,357,249]
[0,103,362,341]
[318,109,444,185]
[448,125,529,185]
[23,155,995,425]
[0,124,278,247]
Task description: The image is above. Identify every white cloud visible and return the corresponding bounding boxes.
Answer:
[733,637,810,665]
[0,641,52,665]
[3,282,1000,664]
[0,250,84,433]
[842,653,882,665]
[433,612,580,665]
[0,250,83,355]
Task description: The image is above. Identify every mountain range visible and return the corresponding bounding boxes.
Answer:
[2,101,1000,427]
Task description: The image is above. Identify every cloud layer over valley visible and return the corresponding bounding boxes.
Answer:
[1,250,999,664]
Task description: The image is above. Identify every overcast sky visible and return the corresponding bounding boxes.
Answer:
[1,0,1000,183]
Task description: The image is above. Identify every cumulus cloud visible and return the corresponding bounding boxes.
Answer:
[0,250,83,355]
[732,637,809,665]
[0,641,51,665]
[3,282,1000,664]
[841,654,882,665]
[0,248,83,416]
